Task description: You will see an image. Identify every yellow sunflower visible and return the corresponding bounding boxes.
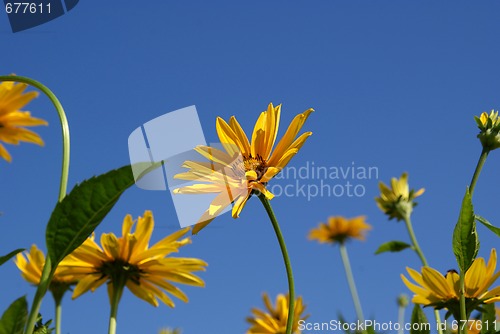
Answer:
[15,244,76,297]
[308,216,371,245]
[246,293,308,334]
[375,172,424,221]
[174,103,313,234]
[401,249,500,317]
[475,110,500,151]
[58,210,207,307]
[0,81,47,162]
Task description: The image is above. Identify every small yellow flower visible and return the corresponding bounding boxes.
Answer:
[174,103,313,234]
[15,245,76,297]
[0,81,48,162]
[246,293,308,334]
[58,210,207,307]
[308,216,371,245]
[375,172,424,221]
[475,110,500,151]
[401,249,500,316]
[158,328,181,334]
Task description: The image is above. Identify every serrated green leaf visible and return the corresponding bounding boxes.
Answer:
[0,296,28,334]
[481,303,496,334]
[375,241,412,254]
[475,215,500,238]
[410,304,430,334]
[452,188,479,272]
[46,165,138,265]
[0,249,24,267]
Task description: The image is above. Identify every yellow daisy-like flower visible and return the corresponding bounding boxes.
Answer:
[401,249,500,317]
[174,103,313,234]
[158,328,181,334]
[0,81,48,162]
[15,244,76,295]
[475,110,500,151]
[308,216,371,245]
[58,210,207,307]
[375,172,424,221]
[246,293,308,334]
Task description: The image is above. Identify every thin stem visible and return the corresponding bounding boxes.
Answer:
[258,195,295,334]
[469,149,489,197]
[0,76,71,334]
[403,215,443,334]
[339,243,365,325]
[108,282,125,334]
[53,293,63,334]
[397,304,405,334]
[459,275,468,334]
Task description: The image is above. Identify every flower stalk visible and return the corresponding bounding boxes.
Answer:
[0,75,71,334]
[258,194,295,334]
[108,280,126,334]
[339,242,365,326]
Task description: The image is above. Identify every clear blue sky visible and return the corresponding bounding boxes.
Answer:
[2,2,500,333]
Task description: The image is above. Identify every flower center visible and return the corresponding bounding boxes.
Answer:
[243,155,268,180]
[99,259,142,284]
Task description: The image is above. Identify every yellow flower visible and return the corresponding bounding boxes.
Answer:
[15,244,76,298]
[375,172,424,221]
[174,103,313,234]
[246,293,308,334]
[58,210,207,307]
[475,110,500,151]
[158,329,181,334]
[401,249,500,317]
[0,81,47,162]
[308,216,371,245]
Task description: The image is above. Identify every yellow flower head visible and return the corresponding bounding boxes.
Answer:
[58,210,207,307]
[401,249,500,317]
[375,172,424,221]
[308,216,371,245]
[0,81,48,162]
[174,103,313,234]
[475,110,500,151]
[15,244,76,296]
[158,329,181,334]
[246,293,308,334]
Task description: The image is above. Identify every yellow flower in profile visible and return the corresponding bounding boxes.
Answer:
[58,210,207,307]
[401,249,500,317]
[246,293,308,334]
[375,172,424,221]
[15,244,76,286]
[308,216,371,245]
[174,103,313,234]
[475,110,500,151]
[158,328,181,334]
[0,81,47,162]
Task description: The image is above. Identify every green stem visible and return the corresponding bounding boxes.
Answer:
[397,304,405,334]
[108,282,126,334]
[53,293,63,334]
[459,275,468,334]
[339,243,365,326]
[403,215,444,334]
[469,149,489,197]
[258,195,295,334]
[0,75,71,334]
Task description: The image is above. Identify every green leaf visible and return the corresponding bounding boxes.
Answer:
[481,303,497,334]
[0,249,24,267]
[410,304,430,334]
[375,241,412,254]
[0,296,28,334]
[46,165,138,266]
[452,188,479,272]
[475,215,500,238]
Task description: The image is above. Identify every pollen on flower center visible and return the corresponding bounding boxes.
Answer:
[243,155,268,180]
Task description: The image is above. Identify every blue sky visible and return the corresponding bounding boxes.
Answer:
[1,1,500,333]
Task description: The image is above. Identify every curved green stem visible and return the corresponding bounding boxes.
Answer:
[108,282,125,334]
[258,195,295,334]
[339,243,365,327]
[0,75,71,334]
[469,149,489,197]
[403,215,443,334]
